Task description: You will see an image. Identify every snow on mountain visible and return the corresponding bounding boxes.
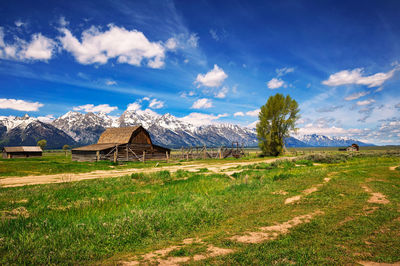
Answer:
[0,114,38,131]
[296,134,373,147]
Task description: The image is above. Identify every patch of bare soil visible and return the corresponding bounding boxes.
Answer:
[358,261,400,266]
[229,210,324,244]
[0,157,293,188]
[362,185,390,205]
[1,206,29,219]
[284,176,332,205]
[120,238,233,266]
[389,166,399,171]
[338,216,354,226]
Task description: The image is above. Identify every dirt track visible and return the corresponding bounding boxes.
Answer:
[0,157,293,188]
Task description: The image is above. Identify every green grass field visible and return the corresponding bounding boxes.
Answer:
[0,152,399,264]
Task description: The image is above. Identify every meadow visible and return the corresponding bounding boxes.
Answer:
[0,150,399,264]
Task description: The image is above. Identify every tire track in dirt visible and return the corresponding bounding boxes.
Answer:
[229,210,324,244]
[119,238,233,266]
[0,157,294,188]
[284,173,335,204]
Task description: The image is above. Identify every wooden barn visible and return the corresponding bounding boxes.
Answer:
[72,126,170,162]
[2,146,43,159]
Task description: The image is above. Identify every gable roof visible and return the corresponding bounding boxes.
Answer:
[3,146,43,152]
[97,126,142,144]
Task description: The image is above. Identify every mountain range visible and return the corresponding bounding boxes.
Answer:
[0,111,374,149]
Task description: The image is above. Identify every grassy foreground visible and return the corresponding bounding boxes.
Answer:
[0,154,399,264]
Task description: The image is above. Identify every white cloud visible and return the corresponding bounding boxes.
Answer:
[59,16,69,27]
[142,97,150,101]
[184,59,189,64]
[73,104,117,113]
[105,80,117,86]
[195,64,227,87]
[267,78,284,89]
[357,99,376,106]
[276,67,294,77]
[214,86,228,98]
[127,102,142,111]
[344,91,370,101]
[37,114,55,123]
[234,111,244,117]
[0,98,43,111]
[0,28,56,61]
[58,25,168,68]
[375,87,384,92]
[191,98,213,109]
[246,109,260,117]
[15,20,24,27]
[180,112,228,126]
[165,38,178,50]
[322,67,397,88]
[149,98,164,109]
[187,33,199,48]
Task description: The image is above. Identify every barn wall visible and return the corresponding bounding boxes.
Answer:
[130,129,151,145]
[3,152,42,159]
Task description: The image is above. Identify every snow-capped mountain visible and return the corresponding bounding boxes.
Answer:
[0,118,75,149]
[296,134,373,147]
[52,111,118,145]
[0,112,374,149]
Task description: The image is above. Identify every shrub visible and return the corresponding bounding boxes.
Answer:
[273,173,292,181]
[294,159,313,166]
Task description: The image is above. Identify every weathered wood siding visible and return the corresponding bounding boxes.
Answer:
[2,152,42,159]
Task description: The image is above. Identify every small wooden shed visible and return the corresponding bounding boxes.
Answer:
[2,146,43,159]
[72,126,170,162]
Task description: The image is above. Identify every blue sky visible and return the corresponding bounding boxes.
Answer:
[0,0,400,144]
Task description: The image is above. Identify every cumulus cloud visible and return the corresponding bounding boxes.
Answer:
[276,67,294,77]
[73,104,117,113]
[0,98,43,111]
[195,64,227,88]
[267,78,284,89]
[214,86,228,98]
[127,102,142,111]
[322,67,397,88]
[0,28,56,61]
[234,111,245,117]
[344,91,370,101]
[37,114,55,123]
[191,98,213,109]
[246,109,260,117]
[356,99,375,106]
[180,112,228,126]
[165,37,177,50]
[149,98,164,109]
[58,25,168,68]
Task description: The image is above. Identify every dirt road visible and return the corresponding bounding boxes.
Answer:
[0,157,293,188]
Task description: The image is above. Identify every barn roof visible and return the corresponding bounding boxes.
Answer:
[97,126,142,144]
[3,146,43,152]
[72,143,116,151]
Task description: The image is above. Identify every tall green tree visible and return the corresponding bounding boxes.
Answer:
[256,93,299,156]
[37,139,47,151]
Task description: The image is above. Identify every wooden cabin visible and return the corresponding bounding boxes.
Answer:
[2,146,43,159]
[72,126,170,162]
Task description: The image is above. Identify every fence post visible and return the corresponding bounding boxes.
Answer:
[143,151,146,163]
[166,151,169,163]
[96,151,100,162]
[203,145,207,160]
